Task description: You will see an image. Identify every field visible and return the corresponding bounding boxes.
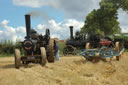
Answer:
[0,53,128,85]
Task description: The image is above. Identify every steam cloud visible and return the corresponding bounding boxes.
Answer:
[27,10,52,21]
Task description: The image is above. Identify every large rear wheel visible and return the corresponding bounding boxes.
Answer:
[40,47,47,66]
[14,49,21,69]
[86,43,91,49]
[47,39,55,62]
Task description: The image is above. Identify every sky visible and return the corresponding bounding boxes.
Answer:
[0,0,128,42]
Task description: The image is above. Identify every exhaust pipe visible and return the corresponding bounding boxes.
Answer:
[25,14,31,39]
[69,26,74,40]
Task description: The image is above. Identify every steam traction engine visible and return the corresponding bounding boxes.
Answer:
[14,15,56,69]
[63,26,87,55]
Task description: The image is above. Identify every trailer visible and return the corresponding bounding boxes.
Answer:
[80,39,124,62]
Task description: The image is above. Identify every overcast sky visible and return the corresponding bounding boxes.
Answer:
[0,0,128,42]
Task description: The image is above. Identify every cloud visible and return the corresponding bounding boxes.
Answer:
[13,0,101,19]
[36,19,84,39]
[118,9,128,28]
[121,27,128,33]
[0,20,26,42]
[1,20,9,26]
[0,18,128,42]
[13,0,47,8]
[118,9,128,33]
[13,0,128,32]
[0,19,84,42]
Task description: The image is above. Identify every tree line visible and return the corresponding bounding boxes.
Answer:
[0,40,22,56]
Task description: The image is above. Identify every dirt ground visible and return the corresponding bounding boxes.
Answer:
[0,53,128,85]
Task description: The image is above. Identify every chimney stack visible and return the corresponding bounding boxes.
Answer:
[69,26,74,40]
[25,14,31,39]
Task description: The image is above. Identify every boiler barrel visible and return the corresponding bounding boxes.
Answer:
[66,40,86,47]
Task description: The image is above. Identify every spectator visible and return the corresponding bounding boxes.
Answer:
[55,41,59,61]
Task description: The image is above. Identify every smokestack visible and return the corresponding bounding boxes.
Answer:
[69,26,74,40]
[25,14,31,39]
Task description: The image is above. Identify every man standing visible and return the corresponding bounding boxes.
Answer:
[55,41,59,61]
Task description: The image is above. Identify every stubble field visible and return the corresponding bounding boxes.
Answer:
[0,53,128,85]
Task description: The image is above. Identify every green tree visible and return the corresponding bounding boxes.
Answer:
[109,0,128,11]
[81,0,121,36]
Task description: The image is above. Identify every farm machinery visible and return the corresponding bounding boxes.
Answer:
[80,34,124,62]
[63,26,124,61]
[14,14,56,69]
[63,26,87,55]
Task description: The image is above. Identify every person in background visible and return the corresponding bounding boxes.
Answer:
[55,40,59,61]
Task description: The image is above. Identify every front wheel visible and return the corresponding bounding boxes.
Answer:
[40,47,47,66]
[14,49,21,69]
